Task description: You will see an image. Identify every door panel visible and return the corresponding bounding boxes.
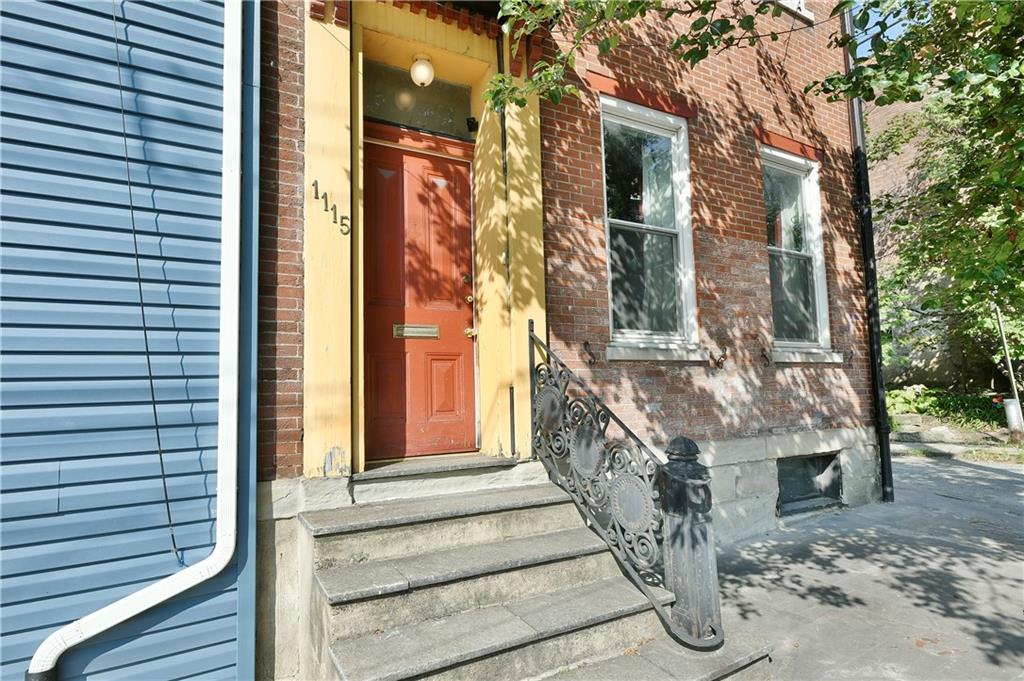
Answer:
[427,353,463,419]
[365,139,476,460]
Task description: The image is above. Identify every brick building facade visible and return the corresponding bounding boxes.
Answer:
[255,0,882,483]
[540,7,874,444]
[258,0,304,480]
[253,3,886,676]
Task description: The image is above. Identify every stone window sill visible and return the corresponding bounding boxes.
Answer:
[607,341,707,362]
[772,347,844,365]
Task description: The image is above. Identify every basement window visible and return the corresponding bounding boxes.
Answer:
[776,452,842,516]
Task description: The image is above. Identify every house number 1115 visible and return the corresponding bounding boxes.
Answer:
[312,180,351,235]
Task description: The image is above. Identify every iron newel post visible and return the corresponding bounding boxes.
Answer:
[660,436,723,646]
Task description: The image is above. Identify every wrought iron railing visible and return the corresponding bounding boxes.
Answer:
[528,320,724,649]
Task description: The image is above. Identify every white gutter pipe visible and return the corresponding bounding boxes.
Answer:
[25,2,243,678]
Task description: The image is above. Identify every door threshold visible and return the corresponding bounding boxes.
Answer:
[354,452,517,481]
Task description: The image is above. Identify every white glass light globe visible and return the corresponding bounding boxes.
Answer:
[410,54,434,88]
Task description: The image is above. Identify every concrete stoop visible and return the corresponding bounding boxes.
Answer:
[541,635,773,681]
[295,463,771,681]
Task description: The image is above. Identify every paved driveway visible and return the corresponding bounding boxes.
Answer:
[718,457,1024,680]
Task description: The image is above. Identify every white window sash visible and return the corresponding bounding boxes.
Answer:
[761,146,831,351]
[600,96,698,348]
[767,245,812,259]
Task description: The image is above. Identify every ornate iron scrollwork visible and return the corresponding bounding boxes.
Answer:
[528,321,723,649]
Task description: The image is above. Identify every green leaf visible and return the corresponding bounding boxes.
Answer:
[739,14,755,31]
[853,8,870,30]
[830,0,857,18]
[710,18,732,35]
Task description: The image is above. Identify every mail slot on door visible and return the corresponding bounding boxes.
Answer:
[393,324,440,339]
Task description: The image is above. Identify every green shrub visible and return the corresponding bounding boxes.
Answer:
[887,385,1005,430]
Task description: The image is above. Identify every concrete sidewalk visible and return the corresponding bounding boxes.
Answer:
[716,457,1023,680]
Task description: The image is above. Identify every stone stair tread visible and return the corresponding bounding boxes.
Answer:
[318,527,607,605]
[507,575,672,636]
[636,636,773,681]
[545,627,774,681]
[547,654,673,681]
[300,483,569,537]
[329,577,663,681]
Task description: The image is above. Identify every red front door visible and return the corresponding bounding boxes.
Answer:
[364,133,476,460]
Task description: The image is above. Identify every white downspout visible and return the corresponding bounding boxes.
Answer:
[25,2,243,678]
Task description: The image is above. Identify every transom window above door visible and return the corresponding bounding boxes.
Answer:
[600,96,699,361]
[363,60,473,140]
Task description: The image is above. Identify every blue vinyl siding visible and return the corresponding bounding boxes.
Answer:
[0,1,257,679]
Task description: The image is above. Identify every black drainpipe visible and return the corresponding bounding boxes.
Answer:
[840,10,895,502]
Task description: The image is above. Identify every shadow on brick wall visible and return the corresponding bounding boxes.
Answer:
[535,10,873,450]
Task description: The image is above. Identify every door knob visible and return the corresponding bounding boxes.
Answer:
[464,328,478,338]
[465,295,475,304]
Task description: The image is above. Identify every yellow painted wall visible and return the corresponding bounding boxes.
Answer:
[504,67,546,457]
[471,63,512,458]
[327,2,544,472]
[302,8,352,476]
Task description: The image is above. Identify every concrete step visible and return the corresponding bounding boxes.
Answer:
[540,634,774,681]
[317,527,608,605]
[329,577,673,681]
[354,454,517,480]
[314,529,622,640]
[351,456,550,503]
[301,484,581,567]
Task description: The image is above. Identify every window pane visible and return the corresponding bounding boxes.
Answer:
[603,120,676,229]
[769,252,818,342]
[763,164,807,252]
[610,227,678,333]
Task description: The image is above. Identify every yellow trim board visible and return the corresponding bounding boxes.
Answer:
[302,12,353,477]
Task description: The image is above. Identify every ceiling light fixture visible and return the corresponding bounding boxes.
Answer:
[410,54,434,88]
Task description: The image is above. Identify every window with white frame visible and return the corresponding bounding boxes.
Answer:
[600,96,697,352]
[761,146,831,350]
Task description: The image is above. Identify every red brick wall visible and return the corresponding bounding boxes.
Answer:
[258,0,304,480]
[541,2,874,444]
